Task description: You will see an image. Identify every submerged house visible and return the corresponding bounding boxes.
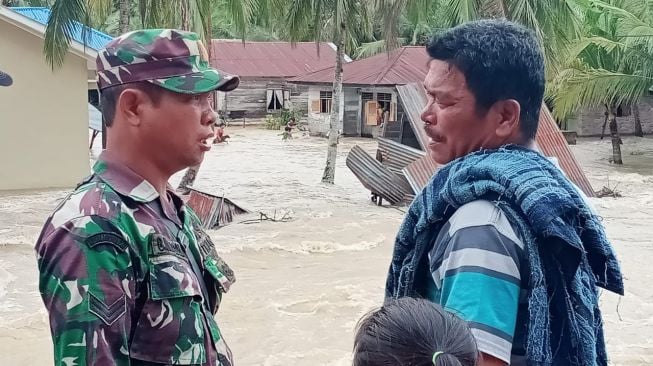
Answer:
[210,40,350,121]
[0,6,111,190]
[288,46,429,136]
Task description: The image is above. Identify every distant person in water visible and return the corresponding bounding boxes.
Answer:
[282,117,298,140]
[214,121,230,143]
[353,297,478,366]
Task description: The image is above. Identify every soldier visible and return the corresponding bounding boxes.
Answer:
[35,29,239,366]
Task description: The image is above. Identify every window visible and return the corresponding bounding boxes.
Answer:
[320,91,333,114]
[267,89,284,111]
[377,92,392,111]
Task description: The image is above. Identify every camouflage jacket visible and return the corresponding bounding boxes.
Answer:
[35,151,236,366]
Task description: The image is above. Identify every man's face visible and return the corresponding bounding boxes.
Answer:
[421,60,501,164]
[139,89,215,172]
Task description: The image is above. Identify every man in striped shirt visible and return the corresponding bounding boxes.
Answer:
[415,21,551,366]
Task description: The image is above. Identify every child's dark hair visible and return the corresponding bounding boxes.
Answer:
[353,298,478,366]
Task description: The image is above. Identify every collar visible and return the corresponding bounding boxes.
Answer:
[93,150,175,204]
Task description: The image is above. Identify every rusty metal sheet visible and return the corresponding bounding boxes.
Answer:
[536,106,595,197]
[211,40,339,78]
[377,137,425,174]
[186,188,249,229]
[396,83,594,197]
[346,145,409,205]
[402,155,440,194]
[289,47,429,86]
[396,84,429,150]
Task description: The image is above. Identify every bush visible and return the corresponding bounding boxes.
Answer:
[280,108,299,125]
[265,114,283,130]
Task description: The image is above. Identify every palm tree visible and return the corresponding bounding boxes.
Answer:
[284,0,373,184]
[43,0,270,192]
[549,0,653,164]
[377,0,585,78]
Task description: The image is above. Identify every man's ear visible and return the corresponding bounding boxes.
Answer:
[492,99,521,138]
[116,88,148,127]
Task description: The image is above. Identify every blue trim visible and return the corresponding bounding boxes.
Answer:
[9,7,112,51]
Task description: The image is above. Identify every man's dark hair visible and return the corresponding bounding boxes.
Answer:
[353,298,478,366]
[100,82,164,127]
[426,20,545,140]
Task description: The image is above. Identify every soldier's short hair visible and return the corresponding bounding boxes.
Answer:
[100,82,164,127]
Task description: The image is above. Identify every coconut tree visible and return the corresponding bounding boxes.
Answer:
[283,0,373,184]
[549,0,653,164]
[377,0,586,79]
[43,0,273,192]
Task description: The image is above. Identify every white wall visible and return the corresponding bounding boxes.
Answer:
[0,20,89,190]
[306,85,345,136]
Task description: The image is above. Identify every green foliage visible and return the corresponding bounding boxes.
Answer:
[549,0,653,120]
[279,108,299,125]
[265,114,284,130]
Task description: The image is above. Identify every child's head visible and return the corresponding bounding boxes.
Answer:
[353,298,478,366]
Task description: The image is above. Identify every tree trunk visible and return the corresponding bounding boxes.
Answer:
[118,0,130,33]
[176,0,200,194]
[180,0,190,32]
[633,103,644,137]
[600,107,608,139]
[321,22,346,184]
[607,105,623,164]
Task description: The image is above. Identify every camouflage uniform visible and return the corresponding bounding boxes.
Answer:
[36,29,239,366]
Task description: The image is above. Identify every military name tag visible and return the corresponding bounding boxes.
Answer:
[149,233,184,257]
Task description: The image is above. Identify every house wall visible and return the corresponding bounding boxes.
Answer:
[305,85,345,136]
[215,78,309,121]
[358,87,397,137]
[568,97,653,136]
[0,20,89,191]
[342,87,359,136]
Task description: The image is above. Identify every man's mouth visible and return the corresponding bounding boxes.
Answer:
[428,133,445,144]
[199,135,213,151]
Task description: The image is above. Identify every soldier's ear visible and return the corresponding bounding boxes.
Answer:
[117,88,149,127]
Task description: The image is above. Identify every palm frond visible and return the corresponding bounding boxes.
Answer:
[86,0,113,29]
[550,66,653,120]
[44,0,89,69]
[354,38,407,58]
[286,0,313,42]
[443,0,481,26]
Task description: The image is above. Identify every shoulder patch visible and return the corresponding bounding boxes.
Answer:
[85,232,128,251]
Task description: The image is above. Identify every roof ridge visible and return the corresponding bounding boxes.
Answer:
[373,47,407,85]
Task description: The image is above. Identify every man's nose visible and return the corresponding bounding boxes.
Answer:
[421,105,435,125]
[202,104,217,126]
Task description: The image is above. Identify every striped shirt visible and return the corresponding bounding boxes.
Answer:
[426,200,528,365]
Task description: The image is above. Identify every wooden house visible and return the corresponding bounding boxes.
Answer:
[210,40,351,122]
[288,47,429,136]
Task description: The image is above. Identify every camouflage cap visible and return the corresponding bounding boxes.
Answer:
[96,29,239,94]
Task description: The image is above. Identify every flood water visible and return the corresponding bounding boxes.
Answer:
[0,129,652,365]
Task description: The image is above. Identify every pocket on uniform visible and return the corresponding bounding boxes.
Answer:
[147,234,203,300]
[129,234,208,365]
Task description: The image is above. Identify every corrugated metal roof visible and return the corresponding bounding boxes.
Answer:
[536,107,595,197]
[402,155,440,193]
[289,46,429,86]
[210,40,341,78]
[396,84,430,150]
[10,7,113,51]
[346,145,409,205]
[377,137,425,174]
[186,188,249,229]
[395,83,595,197]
